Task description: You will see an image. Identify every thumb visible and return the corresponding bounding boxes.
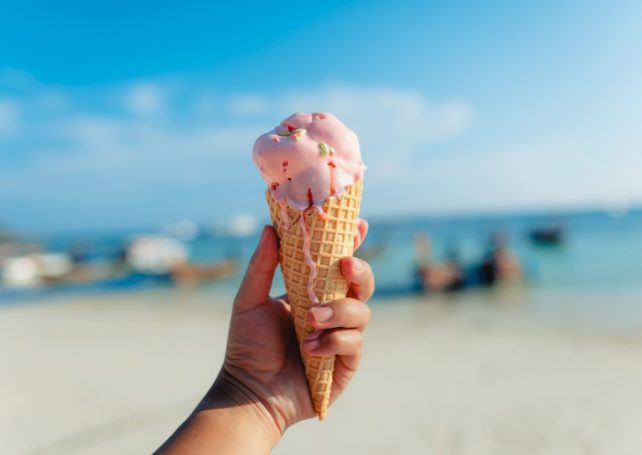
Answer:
[233,225,279,312]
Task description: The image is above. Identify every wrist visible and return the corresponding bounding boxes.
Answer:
[201,369,283,449]
[157,375,281,455]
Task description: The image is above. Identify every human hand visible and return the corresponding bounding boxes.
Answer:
[157,220,373,454]
[222,220,373,433]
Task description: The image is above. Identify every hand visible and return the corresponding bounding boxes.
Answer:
[223,220,373,431]
[157,220,374,454]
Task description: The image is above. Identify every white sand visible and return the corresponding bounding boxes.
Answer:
[2,290,642,454]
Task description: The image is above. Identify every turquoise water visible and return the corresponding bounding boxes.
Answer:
[3,208,642,326]
[369,209,642,294]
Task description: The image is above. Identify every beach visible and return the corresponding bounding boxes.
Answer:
[2,290,642,454]
[4,1,642,453]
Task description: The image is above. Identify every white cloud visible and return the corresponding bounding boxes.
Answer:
[230,85,474,186]
[279,85,472,143]
[60,115,123,146]
[127,83,164,115]
[194,91,219,116]
[228,94,269,116]
[361,138,642,216]
[273,85,473,160]
[7,73,641,230]
[0,99,20,136]
[36,90,70,111]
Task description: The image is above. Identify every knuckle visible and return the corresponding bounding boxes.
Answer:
[324,330,344,349]
[333,299,362,323]
[362,304,372,322]
[337,300,356,318]
[320,329,363,354]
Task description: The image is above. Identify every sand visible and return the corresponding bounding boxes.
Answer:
[2,289,642,454]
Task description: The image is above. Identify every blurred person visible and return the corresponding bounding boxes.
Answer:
[413,232,464,292]
[157,222,373,454]
[68,242,91,265]
[354,228,389,262]
[443,246,465,291]
[54,242,116,286]
[478,230,522,286]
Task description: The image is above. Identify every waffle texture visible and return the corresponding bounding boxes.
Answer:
[266,180,363,419]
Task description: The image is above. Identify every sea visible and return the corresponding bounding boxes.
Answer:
[2,208,642,329]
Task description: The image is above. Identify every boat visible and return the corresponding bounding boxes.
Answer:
[528,224,565,245]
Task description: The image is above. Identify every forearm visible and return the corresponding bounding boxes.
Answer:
[156,372,281,454]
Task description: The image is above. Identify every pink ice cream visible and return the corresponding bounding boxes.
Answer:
[254,112,365,306]
[253,112,365,211]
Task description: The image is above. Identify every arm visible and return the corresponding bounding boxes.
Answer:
[156,372,279,454]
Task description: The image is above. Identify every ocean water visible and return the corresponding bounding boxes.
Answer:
[2,208,642,327]
[370,209,642,294]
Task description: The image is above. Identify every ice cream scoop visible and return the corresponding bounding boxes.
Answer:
[253,112,365,211]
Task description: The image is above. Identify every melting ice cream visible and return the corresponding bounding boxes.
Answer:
[253,112,364,211]
[253,112,365,305]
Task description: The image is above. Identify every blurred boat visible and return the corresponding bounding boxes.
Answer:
[124,235,237,285]
[125,236,188,274]
[162,220,199,241]
[529,224,565,245]
[1,253,73,287]
[209,214,259,238]
[170,259,237,286]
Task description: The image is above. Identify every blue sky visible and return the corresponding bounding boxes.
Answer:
[1,0,642,232]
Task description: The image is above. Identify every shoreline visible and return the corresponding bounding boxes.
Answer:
[3,282,642,332]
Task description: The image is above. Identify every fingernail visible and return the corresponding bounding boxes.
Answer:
[304,338,321,351]
[304,330,322,351]
[311,306,333,323]
[352,258,365,273]
[305,330,322,341]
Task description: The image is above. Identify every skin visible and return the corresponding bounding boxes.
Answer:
[157,220,374,454]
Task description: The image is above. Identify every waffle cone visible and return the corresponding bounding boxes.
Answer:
[266,180,363,419]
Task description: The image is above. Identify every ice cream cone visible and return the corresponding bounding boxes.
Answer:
[266,179,363,419]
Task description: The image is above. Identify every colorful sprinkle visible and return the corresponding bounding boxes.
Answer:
[307,188,314,208]
[318,142,330,156]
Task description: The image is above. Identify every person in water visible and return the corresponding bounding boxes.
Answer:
[156,221,373,454]
[413,232,464,292]
[478,230,522,286]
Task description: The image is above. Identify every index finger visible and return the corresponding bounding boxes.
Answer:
[340,256,375,302]
[353,219,369,252]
